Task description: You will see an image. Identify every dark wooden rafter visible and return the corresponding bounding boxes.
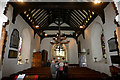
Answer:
[37,10,48,23]
[70,16,79,27]
[37,14,48,26]
[9,2,109,40]
[36,10,47,22]
[42,26,78,31]
[40,19,49,28]
[70,19,78,28]
[10,2,108,23]
[33,9,42,18]
[81,10,89,26]
[73,10,83,24]
[42,34,75,39]
[39,13,48,23]
[23,9,39,28]
[71,11,82,25]
[64,10,72,26]
[35,10,46,21]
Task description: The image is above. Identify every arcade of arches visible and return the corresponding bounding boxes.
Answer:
[0,1,120,80]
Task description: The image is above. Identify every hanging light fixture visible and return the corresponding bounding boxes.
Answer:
[50,17,70,49]
[50,24,70,45]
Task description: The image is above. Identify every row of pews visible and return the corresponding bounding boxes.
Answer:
[2,66,109,80]
[2,67,52,80]
[68,67,109,80]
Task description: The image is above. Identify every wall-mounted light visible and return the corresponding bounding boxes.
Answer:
[35,25,39,28]
[92,12,95,15]
[28,17,31,20]
[26,14,29,17]
[45,33,48,37]
[24,11,26,14]
[90,15,92,18]
[30,20,33,22]
[80,26,84,28]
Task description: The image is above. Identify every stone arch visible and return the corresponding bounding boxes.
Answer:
[91,22,103,62]
[20,28,31,63]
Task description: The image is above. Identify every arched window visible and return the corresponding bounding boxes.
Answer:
[54,44,65,57]
[8,29,19,58]
[10,29,19,49]
[51,44,67,61]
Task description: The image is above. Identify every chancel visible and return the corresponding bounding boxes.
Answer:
[0,0,120,80]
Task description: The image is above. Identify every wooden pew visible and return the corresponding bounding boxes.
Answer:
[68,67,108,80]
[8,67,52,80]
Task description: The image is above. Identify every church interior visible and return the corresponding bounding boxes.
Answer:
[0,0,120,80]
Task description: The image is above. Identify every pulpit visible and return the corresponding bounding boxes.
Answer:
[32,52,42,67]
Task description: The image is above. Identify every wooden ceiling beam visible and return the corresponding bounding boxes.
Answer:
[40,19,48,27]
[42,26,77,31]
[34,9,45,20]
[38,15,49,26]
[10,2,108,24]
[37,13,48,24]
[73,10,83,23]
[32,9,41,18]
[42,34,75,39]
[71,15,80,26]
[70,20,78,28]
[70,18,78,27]
[71,11,82,25]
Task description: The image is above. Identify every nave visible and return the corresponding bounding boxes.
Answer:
[1,1,120,80]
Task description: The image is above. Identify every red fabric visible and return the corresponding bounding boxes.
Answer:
[59,67,63,71]
[14,75,18,80]
[34,75,38,80]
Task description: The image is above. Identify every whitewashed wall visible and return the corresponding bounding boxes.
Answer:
[40,38,78,64]
[2,5,40,77]
[79,3,117,76]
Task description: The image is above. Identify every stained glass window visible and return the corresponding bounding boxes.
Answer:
[101,33,107,59]
[17,37,23,65]
[54,44,65,57]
